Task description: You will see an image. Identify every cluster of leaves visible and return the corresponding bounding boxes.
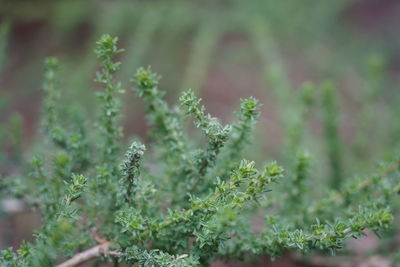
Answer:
[0,35,399,267]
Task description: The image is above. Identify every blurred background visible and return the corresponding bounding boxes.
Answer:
[1,0,400,266]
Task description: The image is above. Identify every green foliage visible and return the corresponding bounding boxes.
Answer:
[321,81,343,189]
[42,57,65,148]
[94,34,124,164]
[1,35,399,267]
[118,141,146,205]
[180,89,231,176]
[42,57,90,172]
[0,21,10,73]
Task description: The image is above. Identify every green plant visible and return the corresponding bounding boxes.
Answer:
[0,34,399,267]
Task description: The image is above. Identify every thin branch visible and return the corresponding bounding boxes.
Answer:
[56,242,121,267]
[308,161,400,214]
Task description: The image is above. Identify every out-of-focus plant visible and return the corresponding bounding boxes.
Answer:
[0,21,10,73]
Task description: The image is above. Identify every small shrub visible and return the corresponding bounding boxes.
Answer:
[0,35,399,267]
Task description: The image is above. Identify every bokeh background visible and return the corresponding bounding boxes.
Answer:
[1,0,400,266]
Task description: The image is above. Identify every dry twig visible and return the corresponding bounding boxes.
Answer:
[56,242,121,267]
